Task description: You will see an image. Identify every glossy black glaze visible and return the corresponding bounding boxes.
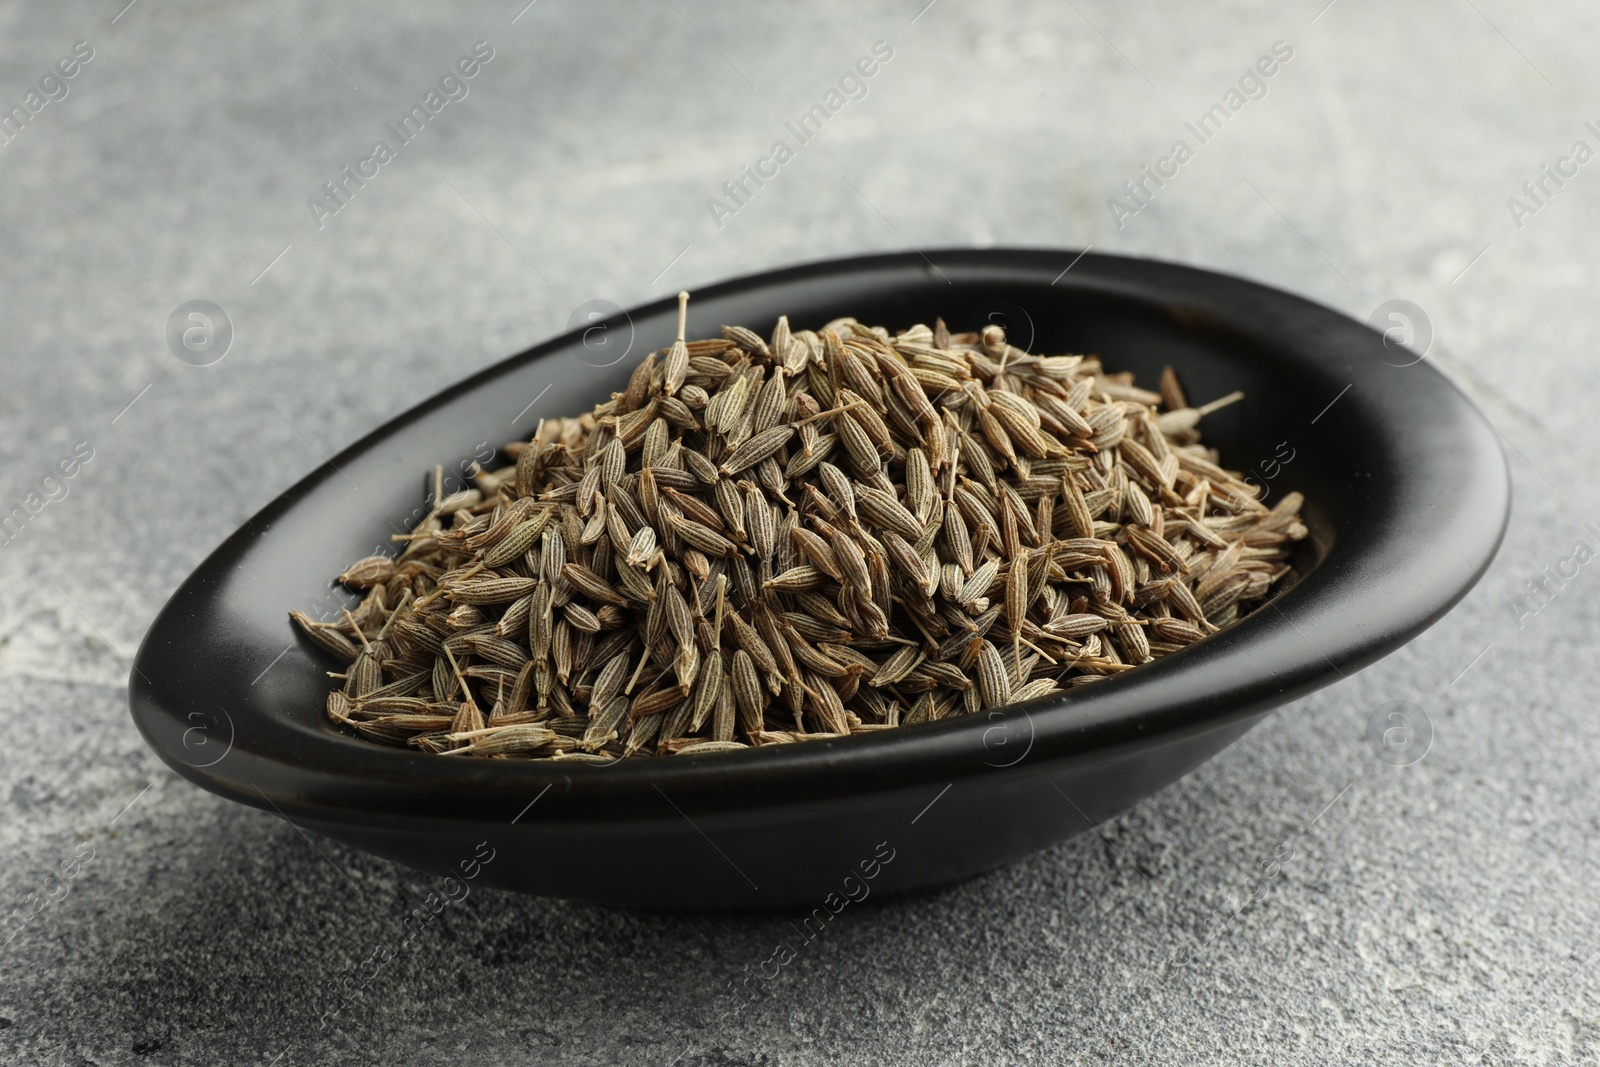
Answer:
[129,250,1509,911]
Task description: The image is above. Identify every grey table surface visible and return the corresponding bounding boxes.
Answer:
[0,0,1594,1063]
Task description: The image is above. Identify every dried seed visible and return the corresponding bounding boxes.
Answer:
[624,526,658,568]
[855,485,921,541]
[731,649,766,733]
[690,650,722,731]
[669,513,740,558]
[291,611,361,662]
[440,576,537,605]
[832,533,871,592]
[819,462,856,521]
[561,563,631,606]
[745,483,775,559]
[870,645,923,687]
[765,564,825,593]
[721,425,794,476]
[321,298,1302,761]
[1043,613,1110,638]
[338,555,395,589]
[976,641,1011,709]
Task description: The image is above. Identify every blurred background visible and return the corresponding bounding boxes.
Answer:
[2,0,1596,1063]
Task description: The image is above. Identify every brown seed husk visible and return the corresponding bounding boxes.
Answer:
[309,298,1305,759]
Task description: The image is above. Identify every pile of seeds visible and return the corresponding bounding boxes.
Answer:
[295,294,1306,762]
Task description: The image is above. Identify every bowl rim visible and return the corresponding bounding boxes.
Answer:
[129,247,1510,822]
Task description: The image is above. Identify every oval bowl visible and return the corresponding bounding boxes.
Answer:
[129,249,1508,911]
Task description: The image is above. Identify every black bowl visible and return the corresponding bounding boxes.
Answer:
[129,249,1508,911]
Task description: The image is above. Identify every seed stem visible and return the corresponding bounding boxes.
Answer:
[342,609,371,650]
[1196,390,1245,417]
[443,644,478,713]
[792,398,868,427]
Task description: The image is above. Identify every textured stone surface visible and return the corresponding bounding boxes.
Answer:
[1,0,1597,1063]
